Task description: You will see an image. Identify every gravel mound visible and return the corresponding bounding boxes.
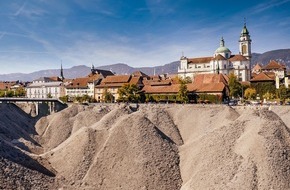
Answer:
[1,103,290,189]
[35,104,109,151]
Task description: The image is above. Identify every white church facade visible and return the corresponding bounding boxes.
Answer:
[178,24,252,82]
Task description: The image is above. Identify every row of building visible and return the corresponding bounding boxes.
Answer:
[25,65,229,102]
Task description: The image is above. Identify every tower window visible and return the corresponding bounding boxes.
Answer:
[242,45,247,54]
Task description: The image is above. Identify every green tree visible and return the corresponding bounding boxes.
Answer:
[102,88,114,103]
[81,94,92,103]
[251,82,276,99]
[0,91,5,97]
[6,90,13,97]
[263,91,275,100]
[117,84,140,103]
[244,88,256,100]
[47,93,52,98]
[73,96,82,103]
[228,73,242,98]
[15,87,26,97]
[184,76,192,83]
[59,95,69,103]
[177,78,189,103]
[276,86,289,103]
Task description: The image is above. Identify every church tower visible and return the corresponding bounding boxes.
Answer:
[239,22,252,59]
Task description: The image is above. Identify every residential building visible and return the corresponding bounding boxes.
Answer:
[65,67,114,99]
[142,75,181,102]
[187,73,229,99]
[261,60,286,79]
[252,63,262,75]
[26,77,65,98]
[142,73,229,102]
[251,60,288,88]
[0,81,17,91]
[95,72,144,102]
[178,23,252,81]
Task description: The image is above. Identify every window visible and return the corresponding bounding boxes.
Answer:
[242,45,247,54]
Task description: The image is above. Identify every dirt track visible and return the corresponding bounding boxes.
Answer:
[1,103,290,189]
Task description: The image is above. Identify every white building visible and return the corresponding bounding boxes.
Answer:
[26,77,64,98]
[178,24,252,81]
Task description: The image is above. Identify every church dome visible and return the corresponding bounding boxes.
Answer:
[214,37,232,58]
[215,37,231,53]
[215,46,231,53]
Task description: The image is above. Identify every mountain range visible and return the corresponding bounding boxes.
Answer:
[0,49,289,81]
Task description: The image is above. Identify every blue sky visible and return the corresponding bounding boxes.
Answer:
[0,0,289,74]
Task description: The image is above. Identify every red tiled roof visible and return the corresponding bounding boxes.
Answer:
[223,74,229,83]
[263,72,276,79]
[213,54,226,60]
[188,83,225,92]
[147,80,172,86]
[188,57,212,64]
[132,71,149,77]
[250,72,275,82]
[96,75,141,88]
[188,73,228,93]
[142,84,180,94]
[229,54,248,61]
[0,83,12,90]
[129,76,142,85]
[262,60,285,70]
[66,77,90,88]
[252,63,262,72]
[193,73,228,85]
[143,73,227,94]
[96,83,127,88]
[102,75,131,83]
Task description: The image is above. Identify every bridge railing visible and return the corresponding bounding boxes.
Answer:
[0,97,66,104]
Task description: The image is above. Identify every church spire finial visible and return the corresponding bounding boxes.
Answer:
[244,17,246,26]
[60,60,64,80]
[91,63,96,74]
[220,37,225,47]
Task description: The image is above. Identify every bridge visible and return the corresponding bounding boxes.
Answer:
[0,97,65,104]
[0,97,67,116]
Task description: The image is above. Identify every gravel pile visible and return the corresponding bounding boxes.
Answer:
[1,103,290,189]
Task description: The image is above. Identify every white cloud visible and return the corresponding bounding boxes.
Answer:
[0,32,6,40]
[13,1,26,16]
[250,0,290,14]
